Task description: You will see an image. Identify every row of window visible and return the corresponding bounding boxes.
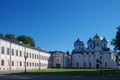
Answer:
[26,62,47,67]
[27,52,49,60]
[78,55,102,59]
[1,60,48,67]
[76,62,107,67]
[1,47,49,61]
[1,47,22,56]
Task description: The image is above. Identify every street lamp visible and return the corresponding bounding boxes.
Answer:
[100,56,102,76]
[24,50,28,75]
[39,50,41,71]
[39,61,41,71]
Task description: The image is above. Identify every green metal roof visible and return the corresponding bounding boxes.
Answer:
[93,34,102,40]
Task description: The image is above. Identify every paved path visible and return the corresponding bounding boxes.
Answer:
[0,75,119,80]
[0,70,120,80]
[0,70,25,74]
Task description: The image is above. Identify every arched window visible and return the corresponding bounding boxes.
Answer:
[89,63,91,67]
[84,63,86,67]
[76,62,79,68]
[90,44,92,47]
[104,43,106,48]
[105,62,107,67]
[96,43,99,46]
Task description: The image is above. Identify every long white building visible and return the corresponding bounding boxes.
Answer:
[0,37,51,70]
[71,34,118,69]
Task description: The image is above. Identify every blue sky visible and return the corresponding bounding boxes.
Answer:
[0,0,120,52]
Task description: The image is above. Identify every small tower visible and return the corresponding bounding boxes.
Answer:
[92,34,103,52]
[93,34,102,47]
[102,37,108,49]
[74,38,84,51]
[87,38,94,50]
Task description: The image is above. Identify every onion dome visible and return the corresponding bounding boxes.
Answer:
[102,37,108,43]
[87,38,93,43]
[93,34,102,40]
[74,38,84,45]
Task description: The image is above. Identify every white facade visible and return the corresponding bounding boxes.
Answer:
[0,38,50,70]
[72,34,118,69]
[50,51,70,68]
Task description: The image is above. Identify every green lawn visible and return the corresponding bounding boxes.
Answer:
[14,69,120,76]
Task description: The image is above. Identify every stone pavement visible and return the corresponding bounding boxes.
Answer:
[0,75,119,80]
[0,70,119,80]
[0,70,24,74]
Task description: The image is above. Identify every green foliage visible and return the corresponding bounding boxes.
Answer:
[17,35,35,47]
[5,33,16,41]
[111,26,120,52]
[0,33,36,47]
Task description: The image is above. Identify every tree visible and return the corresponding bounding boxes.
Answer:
[17,35,35,47]
[5,33,16,40]
[111,26,120,53]
[0,33,3,38]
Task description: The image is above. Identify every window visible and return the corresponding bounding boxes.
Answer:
[76,62,79,68]
[1,47,4,54]
[20,61,22,66]
[20,51,22,57]
[16,50,18,56]
[27,52,28,57]
[89,63,91,67]
[1,60,4,66]
[105,62,107,67]
[12,49,14,55]
[104,43,106,47]
[84,63,86,67]
[32,62,34,66]
[90,44,92,47]
[96,43,99,46]
[32,53,34,59]
[12,61,14,66]
[30,53,31,58]
[7,48,9,55]
[35,54,36,59]
[100,56,102,59]
[27,62,28,66]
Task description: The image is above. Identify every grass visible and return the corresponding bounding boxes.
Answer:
[13,69,120,76]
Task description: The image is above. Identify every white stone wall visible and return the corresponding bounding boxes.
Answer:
[0,38,50,71]
[72,51,117,69]
[52,53,64,68]
[51,52,70,68]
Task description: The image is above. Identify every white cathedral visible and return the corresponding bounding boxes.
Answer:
[71,34,118,69]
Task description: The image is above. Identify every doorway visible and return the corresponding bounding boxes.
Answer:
[96,64,99,69]
[56,64,60,68]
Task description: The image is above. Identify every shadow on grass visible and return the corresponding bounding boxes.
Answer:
[12,70,99,76]
[101,69,120,76]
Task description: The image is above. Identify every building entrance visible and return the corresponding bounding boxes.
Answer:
[96,64,99,69]
[56,64,60,68]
